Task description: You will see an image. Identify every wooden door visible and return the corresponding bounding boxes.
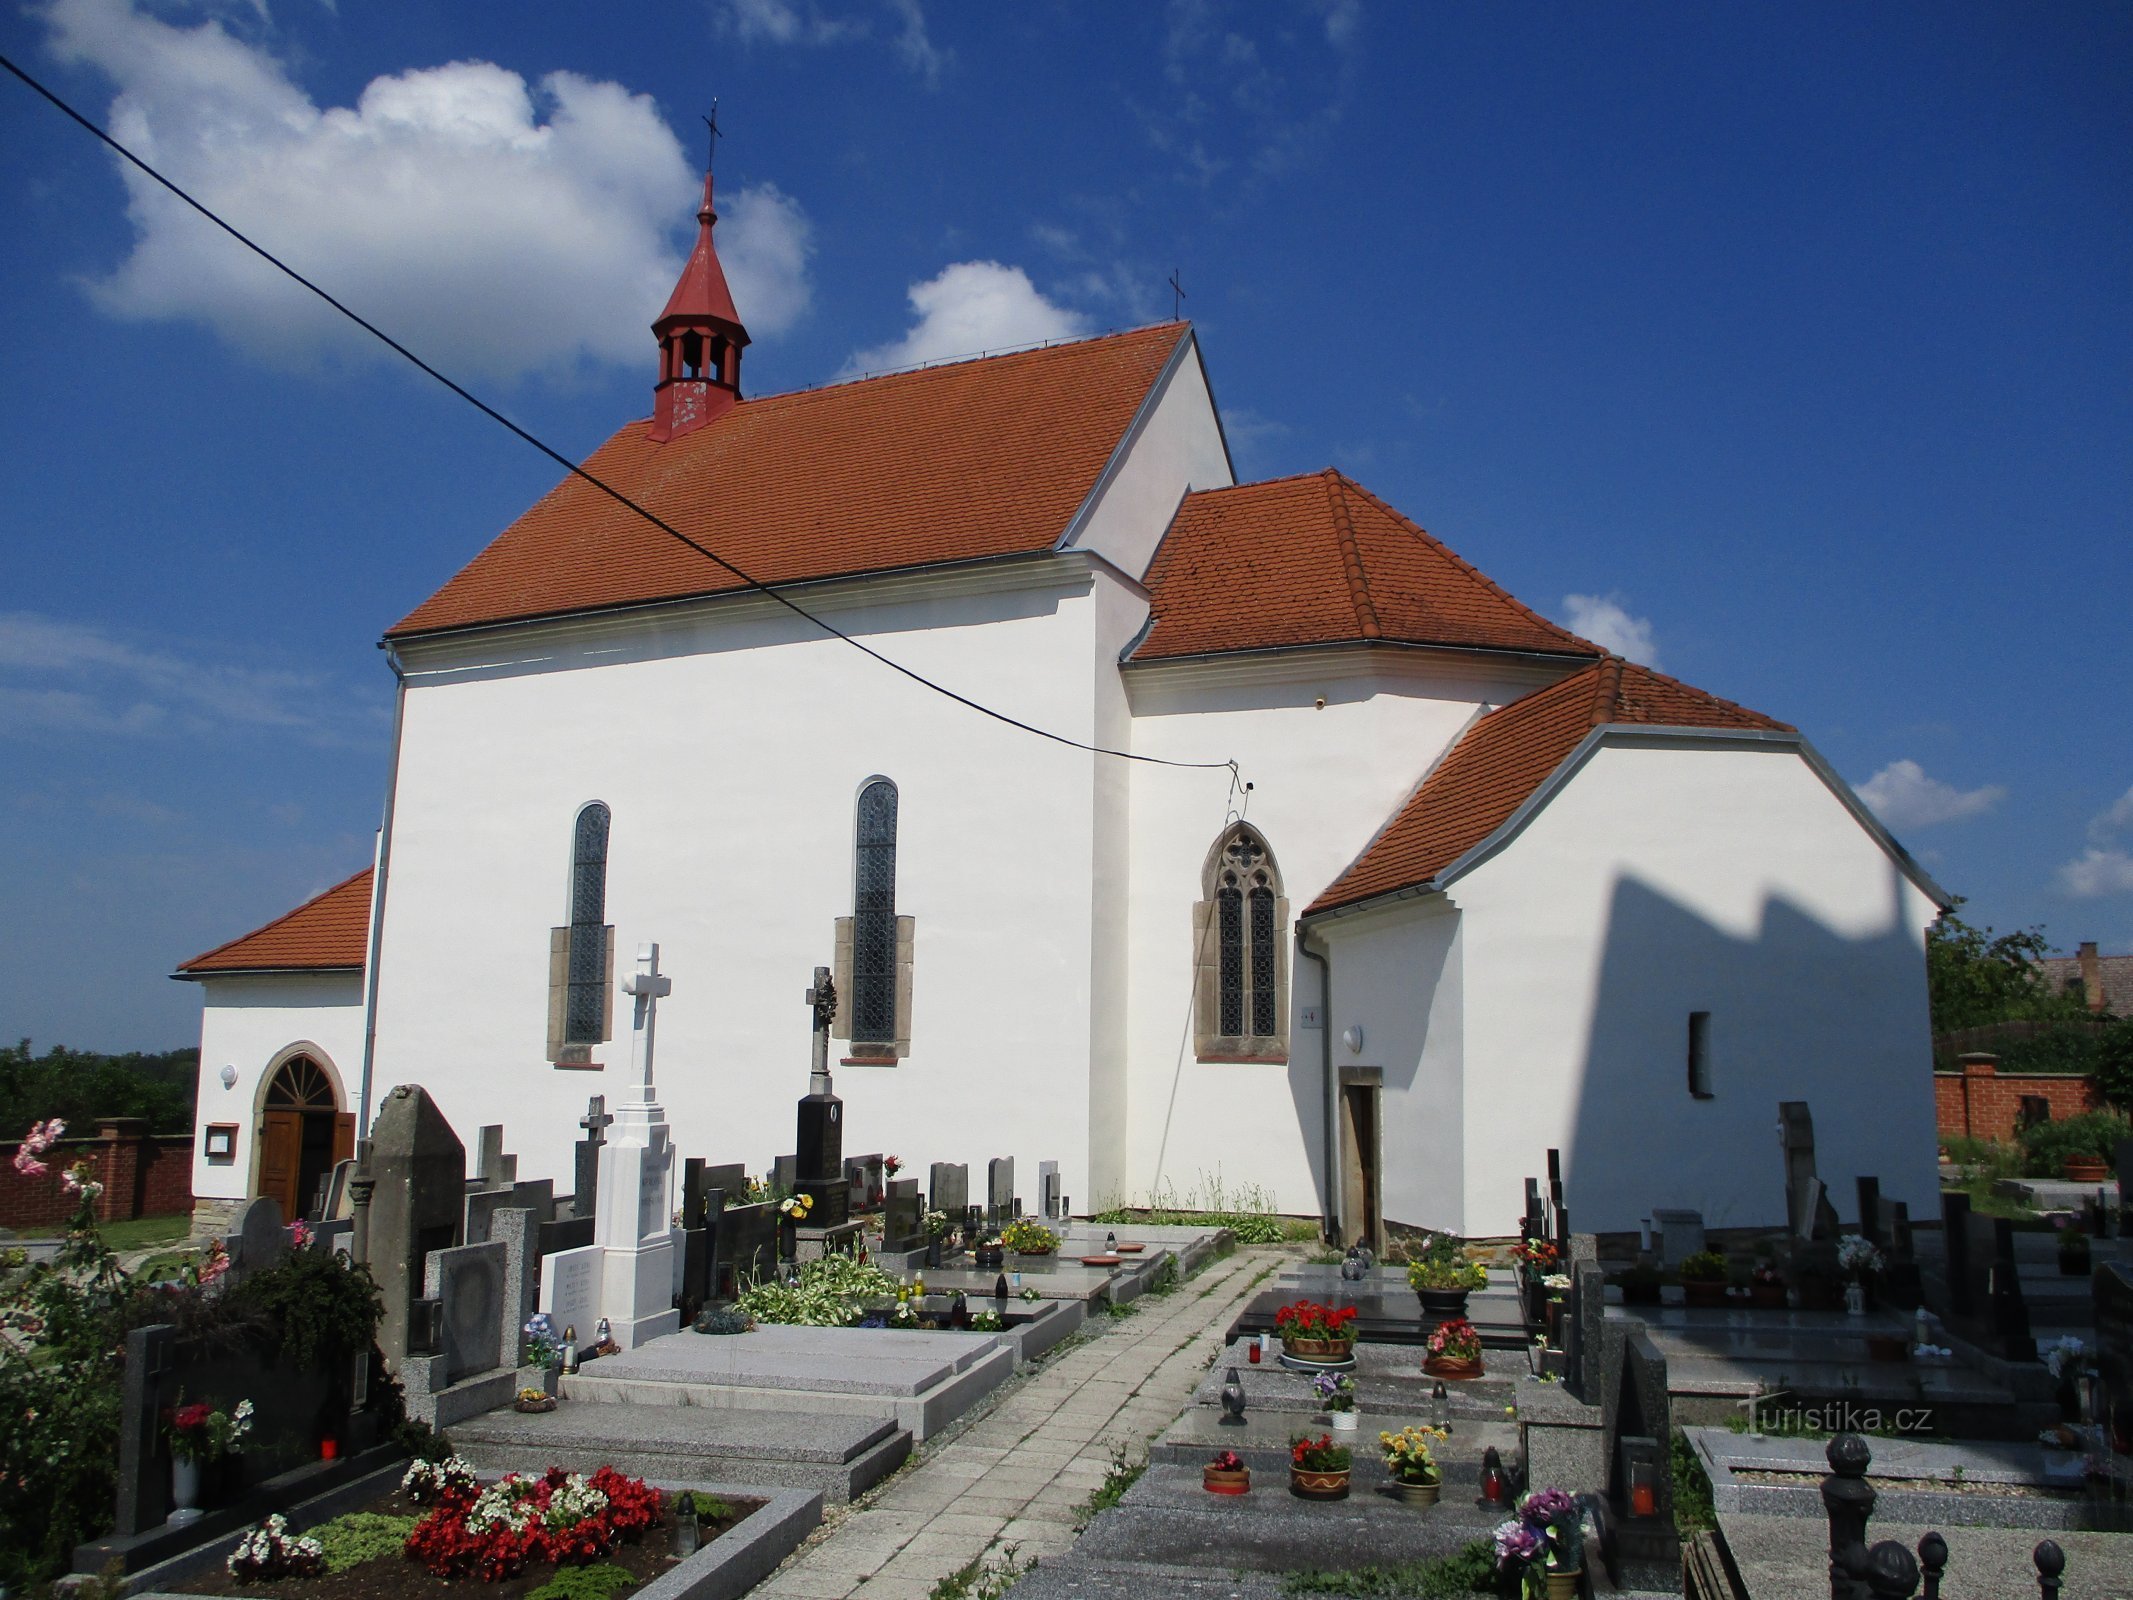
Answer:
[260,1110,304,1220]
[1339,1083,1382,1255]
[331,1112,356,1166]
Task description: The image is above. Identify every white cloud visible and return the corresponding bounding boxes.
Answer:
[42,0,811,382]
[2058,849,2133,899]
[1560,594,1661,668]
[844,261,1090,376]
[0,612,377,745]
[2090,783,2133,842]
[885,0,950,87]
[711,0,946,83]
[1855,759,2006,832]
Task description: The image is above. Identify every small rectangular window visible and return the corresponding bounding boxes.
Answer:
[1687,1011,1713,1098]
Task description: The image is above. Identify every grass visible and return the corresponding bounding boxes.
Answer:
[1105,1299,1139,1319]
[928,1544,1029,1600]
[1075,1441,1145,1527]
[1282,1541,1497,1596]
[1672,1430,1715,1535]
[310,1512,419,1574]
[0,1213,191,1250]
[527,1564,636,1600]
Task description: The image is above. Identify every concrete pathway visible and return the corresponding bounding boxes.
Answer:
[752,1245,1284,1600]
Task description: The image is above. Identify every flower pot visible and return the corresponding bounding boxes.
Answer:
[1844,1282,1866,1317]
[1416,1288,1470,1320]
[169,1455,203,1527]
[1388,1478,1440,1507]
[514,1394,558,1413]
[1282,1336,1356,1364]
[1682,1280,1729,1309]
[925,1241,942,1269]
[1748,1283,1788,1310]
[1329,1409,1359,1432]
[1545,1568,1582,1600]
[1422,1355,1482,1380]
[1289,1467,1351,1500]
[1202,1466,1251,1496]
[2065,1158,2109,1183]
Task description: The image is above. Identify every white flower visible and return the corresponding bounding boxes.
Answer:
[2044,1335,2089,1381]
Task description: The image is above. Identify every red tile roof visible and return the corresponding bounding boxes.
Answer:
[1132,470,1601,662]
[176,868,373,975]
[389,323,1190,638]
[1307,659,1793,915]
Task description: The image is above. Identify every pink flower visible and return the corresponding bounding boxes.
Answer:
[12,1118,66,1176]
[197,1242,231,1286]
[291,1219,314,1249]
[11,1147,47,1178]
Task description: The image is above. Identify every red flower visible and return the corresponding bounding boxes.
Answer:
[168,1402,213,1434]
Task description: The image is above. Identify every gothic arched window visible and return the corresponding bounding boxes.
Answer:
[851,779,899,1044]
[548,802,613,1064]
[1196,824,1289,1061]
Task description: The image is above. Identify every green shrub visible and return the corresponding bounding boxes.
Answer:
[736,1253,896,1326]
[1673,1430,1715,1534]
[310,1512,417,1573]
[2018,1112,2131,1177]
[2094,1022,2133,1108]
[225,1246,384,1366]
[1677,1250,1729,1283]
[1995,1024,2114,1077]
[1284,1540,1496,1595]
[527,1563,635,1600]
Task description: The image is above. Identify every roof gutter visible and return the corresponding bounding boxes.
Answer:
[1123,637,1602,671]
[171,965,362,983]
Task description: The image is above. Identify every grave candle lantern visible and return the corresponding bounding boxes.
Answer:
[1619,1434,1663,1520]
[1478,1446,1508,1506]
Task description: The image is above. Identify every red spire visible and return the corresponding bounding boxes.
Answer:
[648,171,750,442]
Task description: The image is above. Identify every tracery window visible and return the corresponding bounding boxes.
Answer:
[1196,824,1289,1061]
[851,779,899,1045]
[548,802,613,1064]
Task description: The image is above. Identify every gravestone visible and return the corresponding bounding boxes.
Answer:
[538,1215,594,1258]
[229,1194,290,1278]
[1779,1100,1841,1240]
[720,1200,778,1293]
[1039,1160,1061,1219]
[112,1323,176,1535]
[540,1243,603,1352]
[931,1162,968,1218]
[467,1180,554,1245]
[1570,1259,1608,1404]
[588,943,682,1348]
[573,1096,612,1220]
[1651,1208,1704,1269]
[988,1158,1015,1224]
[1873,1191,1920,1309]
[884,1178,924,1252]
[357,1084,466,1373]
[843,1153,884,1214]
[703,1162,748,1201]
[473,1125,516,1192]
[772,1153,797,1194]
[323,1158,356,1221]
[794,967,849,1227]
[2095,1263,2133,1436]
[424,1240,506,1381]
[492,1207,538,1366]
[1855,1176,1882,1244]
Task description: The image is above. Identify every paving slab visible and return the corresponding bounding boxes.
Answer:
[580,1323,1000,1394]
[1718,1511,2133,1599]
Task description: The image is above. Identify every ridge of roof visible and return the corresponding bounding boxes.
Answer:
[389,323,1189,640]
[176,866,373,976]
[1130,469,1603,663]
[1304,657,1790,916]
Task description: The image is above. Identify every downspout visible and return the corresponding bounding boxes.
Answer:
[1297,925,1336,1246]
[357,644,411,1138]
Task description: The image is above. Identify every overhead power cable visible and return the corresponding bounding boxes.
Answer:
[0,51,1238,778]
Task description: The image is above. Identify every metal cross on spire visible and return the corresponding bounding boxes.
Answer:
[1168,268,1186,321]
[702,101,721,175]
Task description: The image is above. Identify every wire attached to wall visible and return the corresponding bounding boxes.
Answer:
[0,51,1241,781]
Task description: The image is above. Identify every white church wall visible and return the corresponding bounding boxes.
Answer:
[374,566,1117,1209]
[190,972,365,1208]
[1063,335,1234,581]
[1453,739,1942,1236]
[1084,573,1147,1209]
[1117,651,1557,1217]
[1311,897,1466,1236]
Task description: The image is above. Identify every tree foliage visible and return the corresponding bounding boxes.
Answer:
[1926,908,2088,1035]
[0,1039,197,1137]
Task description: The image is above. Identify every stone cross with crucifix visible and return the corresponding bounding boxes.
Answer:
[807,966,836,1097]
[583,941,682,1349]
[795,964,849,1227]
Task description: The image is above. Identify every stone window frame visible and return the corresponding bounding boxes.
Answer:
[1194,822,1290,1063]
[833,775,914,1063]
[1687,1010,1714,1099]
[547,800,615,1068]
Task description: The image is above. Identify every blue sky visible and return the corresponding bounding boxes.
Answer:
[1,0,2127,1051]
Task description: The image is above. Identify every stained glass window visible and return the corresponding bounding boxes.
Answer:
[1208,825,1283,1044]
[1250,884,1277,1036]
[1217,882,1245,1036]
[853,780,899,1043]
[565,803,609,1045]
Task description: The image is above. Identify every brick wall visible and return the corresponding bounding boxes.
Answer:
[1933,1052,2101,1144]
[0,1119,195,1231]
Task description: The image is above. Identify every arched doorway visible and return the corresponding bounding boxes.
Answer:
[258,1054,352,1222]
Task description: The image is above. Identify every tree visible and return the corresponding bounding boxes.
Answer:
[0,1039,197,1138]
[1925,907,2089,1035]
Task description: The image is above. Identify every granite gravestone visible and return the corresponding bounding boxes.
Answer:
[1038,1160,1061,1220]
[794,968,849,1227]
[473,1125,515,1193]
[931,1162,968,1218]
[884,1177,924,1252]
[703,1162,748,1200]
[358,1084,466,1373]
[1779,1100,1841,1240]
[573,1096,613,1220]
[228,1194,291,1280]
[720,1201,778,1293]
[425,1240,506,1381]
[1651,1208,1704,1269]
[988,1158,1015,1224]
[772,1153,797,1195]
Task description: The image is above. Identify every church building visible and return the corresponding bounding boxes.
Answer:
[178,172,1949,1242]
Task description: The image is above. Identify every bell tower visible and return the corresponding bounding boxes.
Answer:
[648,170,749,443]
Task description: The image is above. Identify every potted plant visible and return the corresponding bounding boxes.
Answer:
[1407,1233,1488,1319]
[1836,1235,1884,1316]
[514,1383,557,1413]
[164,1396,254,1525]
[1422,1316,1484,1379]
[1003,1218,1059,1257]
[1677,1250,1730,1308]
[1613,1261,1663,1306]
[924,1209,952,1267]
[1747,1261,1788,1310]
[974,1235,1006,1269]
[1494,1487,1585,1600]
[1288,1433,1352,1499]
[1314,1370,1359,1430]
[1379,1424,1449,1507]
[2059,1226,2093,1277]
[1203,1448,1251,1495]
[1275,1299,1359,1364]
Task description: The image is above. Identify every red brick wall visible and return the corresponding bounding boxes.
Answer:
[1934,1053,2101,1144]
[0,1120,194,1231]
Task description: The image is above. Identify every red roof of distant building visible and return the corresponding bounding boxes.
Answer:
[389,323,1190,639]
[1132,470,1599,662]
[176,868,373,975]
[1307,659,1792,914]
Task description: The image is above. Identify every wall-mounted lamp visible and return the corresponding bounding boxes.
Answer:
[219,1064,238,1089]
[1341,1025,1365,1055]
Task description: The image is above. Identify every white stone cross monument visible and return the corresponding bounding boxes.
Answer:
[591,942,681,1348]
